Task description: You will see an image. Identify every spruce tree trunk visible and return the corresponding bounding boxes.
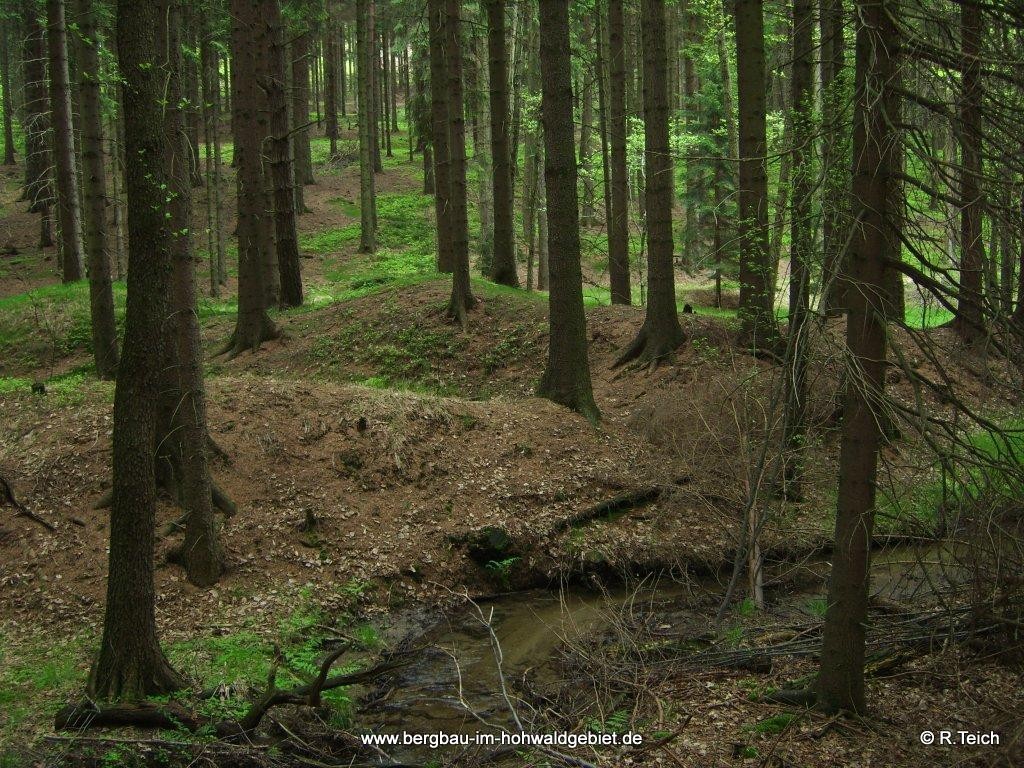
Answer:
[820,0,850,314]
[486,0,518,286]
[781,0,813,500]
[955,1,986,340]
[90,0,185,700]
[616,0,683,368]
[579,15,596,227]
[23,1,54,248]
[356,0,377,253]
[162,0,222,588]
[734,0,778,349]
[46,0,84,281]
[537,140,548,291]
[815,0,893,715]
[325,11,339,156]
[201,35,219,296]
[1,22,15,165]
[265,0,303,308]
[428,0,453,272]
[224,0,278,358]
[536,0,599,423]
[339,22,347,118]
[444,0,474,324]
[76,0,119,379]
[596,1,612,233]
[607,0,632,305]
[292,25,315,188]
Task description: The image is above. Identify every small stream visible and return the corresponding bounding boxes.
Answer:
[352,544,961,764]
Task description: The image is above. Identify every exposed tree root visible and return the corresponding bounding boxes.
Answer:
[217,318,280,361]
[54,701,204,732]
[94,476,235,519]
[612,323,685,370]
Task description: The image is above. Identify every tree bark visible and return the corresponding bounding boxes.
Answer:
[1,21,15,165]
[820,0,850,315]
[781,0,813,500]
[356,0,377,253]
[444,0,475,324]
[265,0,303,308]
[291,24,315,190]
[46,0,84,281]
[607,0,632,305]
[428,0,453,273]
[616,0,684,367]
[76,0,119,379]
[161,0,223,588]
[486,0,518,287]
[734,0,778,350]
[536,0,599,423]
[955,1,986,340]
[90,0,186,700]
[815,0,894,715]
[224,0,278,357]
[324,5,339,157]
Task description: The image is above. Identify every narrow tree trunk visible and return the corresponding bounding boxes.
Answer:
[356,0,377,252]
[76,0,119,379]
[596,1,612,233]
[291,25,315,190]
[615,0,683,368]
[428,0,453,273]
[815,0,894,715]
[734,0,778,349]
[820,0,850,315]
[1,22,15,164]
[579,15,596,227]
[265,0,303,308]
[46,0,84,281]
[223,0,278,357]
[444,0,474,324]
[781,0,813,500]
[537,141,548,291]
[90,0,186,700]
[536,0,599,423]
[486,0,518,287]
[22,0,53,250]
[162,0,222,588]
[324,10,339,156]
[955,1,986,340]
[607,0,632,305]
[201,35,219,296]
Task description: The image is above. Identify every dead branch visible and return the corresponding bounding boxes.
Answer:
[1,473,55,531]
[550,475,691,535]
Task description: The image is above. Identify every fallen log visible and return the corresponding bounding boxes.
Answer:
[549,475,691,535]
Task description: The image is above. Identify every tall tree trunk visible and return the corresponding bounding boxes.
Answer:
[325,7,339,156]
[356,0,377,252]
[607,0,632,305]
[537,140,548,291]
[734,0,778,349]
[291,24,315,189]
[955,0,986,340]
[596,0,612,232]
[22,2,54,248]
[201,34,219,296]
[428,0,453,273]
[486,0,518,287]
[781,0,813,500]
[444,0,474,324]
[536,0,599,423]
[265,0,303,308]
[1,22,15,165]
[46,0,84,281]
[224,0,278,357]
[616,0,683,367]
[162,0,222,588]
[579,15,596,227]
[89,0,186,701]
[820,0,850,314]
[815,0,894,715]
[76,0,119,379]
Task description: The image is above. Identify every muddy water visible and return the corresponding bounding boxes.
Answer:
[354,545,959,763]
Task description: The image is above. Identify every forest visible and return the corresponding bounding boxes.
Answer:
[0,0,1022,765]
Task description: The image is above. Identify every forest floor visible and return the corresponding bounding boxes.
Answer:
[0,129,1021,767]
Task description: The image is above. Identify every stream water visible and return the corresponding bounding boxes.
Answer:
[352,544,963,764]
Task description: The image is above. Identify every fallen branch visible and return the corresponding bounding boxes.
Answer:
[1,473,55,531]
[550,475,691,534]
